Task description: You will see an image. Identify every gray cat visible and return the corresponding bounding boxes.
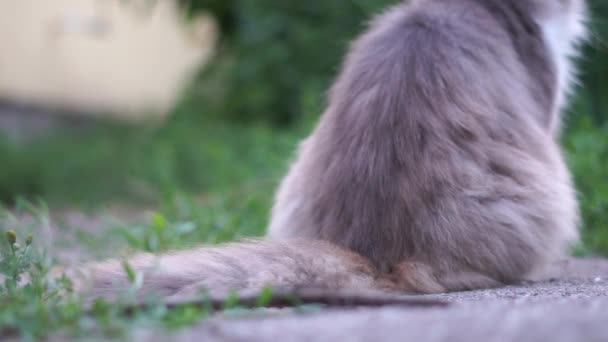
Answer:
[67,0,588,299]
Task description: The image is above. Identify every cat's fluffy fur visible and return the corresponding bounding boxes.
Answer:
[69,0,588,299]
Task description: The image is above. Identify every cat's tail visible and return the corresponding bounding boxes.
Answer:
[60,239,445,301]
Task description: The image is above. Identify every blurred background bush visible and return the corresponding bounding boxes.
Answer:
[0,0,606,254]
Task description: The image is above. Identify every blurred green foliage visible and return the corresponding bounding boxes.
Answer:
[184,0,608,125]
[564,118,608,255]
[182,0,396,124]
[577,0,608,125]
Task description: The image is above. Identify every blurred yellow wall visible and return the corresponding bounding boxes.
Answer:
[0,0,217,121]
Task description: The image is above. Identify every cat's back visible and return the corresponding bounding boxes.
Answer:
[269,0,577,273]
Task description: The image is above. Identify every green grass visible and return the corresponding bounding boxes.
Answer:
[0,107,315,339]
[0,225,283,340]
[0,112,303,208]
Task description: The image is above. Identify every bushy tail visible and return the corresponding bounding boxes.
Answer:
[64,239,404,301]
